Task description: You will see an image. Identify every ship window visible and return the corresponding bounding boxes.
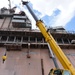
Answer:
[8,36,14,41]
[12,19,27,28]
[23,37,28,42]
[57,38,63,44]
[1,36,7,41]
[30,37,35,42]
[37,37,43,43]
[26,23,31,26]
[63,38,69,44]
[16,36,21,42]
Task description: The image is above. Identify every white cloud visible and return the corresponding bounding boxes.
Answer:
[0,0,9,8]
[50,0,75,27]
[29,0,75,27]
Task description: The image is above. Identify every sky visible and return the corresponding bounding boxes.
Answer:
[0,0,75,31]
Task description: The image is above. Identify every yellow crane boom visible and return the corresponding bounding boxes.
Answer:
[22,1,75,75]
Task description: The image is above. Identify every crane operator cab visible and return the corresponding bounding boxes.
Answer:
[49,69,71,75]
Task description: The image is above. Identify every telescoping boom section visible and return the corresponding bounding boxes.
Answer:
[22,1,75,75]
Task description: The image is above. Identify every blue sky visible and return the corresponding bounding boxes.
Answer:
[0,0,75,31]
[65,16,75,31]
[41,9,61,27]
